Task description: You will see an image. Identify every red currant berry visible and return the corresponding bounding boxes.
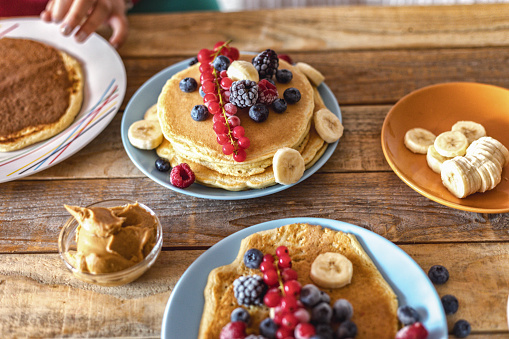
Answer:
[237,137,250,149]
[282,313,299,331]
[200,71,214,83]
[283,280,301,297]
[232,126,245,139]
[281,268,298,282]
[224,103,237,116]
[207,101,221,115]
[263,254,275,263]
[260,261,275,272]
[264,291,281,308]
[222,143,235,155]
[220,77,233,90]
[294,323,315,339]
[213,122,227,134]
[276,327,293,339]
[263,269,279,287]
[212,113,226,124]
[219,70,228,78]
[216,133,229,145]
[280,296,298,313]
[197,48,212,63]
[213,41,226,51]
[294,308,311,323]
[199,63,212,73]
[226,47,240,61]
[219,321,247,339]
[233,148,247,162]
[276,246,289,256]
[223,90,231,102]
[203,93,218,103]
[227,116,240,127]
[273,309,285,326]
[201,80,216,94]
[278,254,292,269]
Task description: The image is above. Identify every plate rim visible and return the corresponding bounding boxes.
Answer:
[160,217,447,339]
[381,81,509,214]
[121,57,341,200]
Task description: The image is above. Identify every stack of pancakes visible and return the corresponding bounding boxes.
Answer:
[156,56,327,191]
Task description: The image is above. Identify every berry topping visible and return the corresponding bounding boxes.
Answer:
[230,80,259,108]
[332,299,353,323]
[314,324,334,339]
[336,320,358,339]
[191,104,209,121]
[220,321,246,339]
[249,103,270,123]
[272,98,288,113]
[188,57,198,66]
[284,87,302,104]
[283,280,302,297]
[452,320,471,338]
[281,268,298,282]
[278,254,292,269]
[257,79,279,105]
[179,77,198,93]
[197,48,213,63]
[213,55,231,72]
[319,291,330,304]
[224,102,238,116]
[231,307,250,323]
[294,308,311,323]
[300,284,321,308]
[252,49,279,79]
[276,69,293,84]
[233,148,247,162]
[155,158,171,172]
[428,265,449,285]
[395,322,429,339]
[397,305,420,325]
[278,54,293,64]
[244,248,264,269]
[233,275,267,306]
[169,163,195,188]
[263,269,279,287]
[441,294,459,315]
[263,290,281,308]
[295,322,316,339]
[311,302,333,324]
[260,318,278,339]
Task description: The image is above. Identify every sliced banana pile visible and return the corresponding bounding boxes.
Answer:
[310,252,353,289]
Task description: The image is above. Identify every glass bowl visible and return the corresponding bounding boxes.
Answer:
[58,199,163,287]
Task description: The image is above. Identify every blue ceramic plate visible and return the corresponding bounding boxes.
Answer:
[121,58,341,200]
[161,218,447,338]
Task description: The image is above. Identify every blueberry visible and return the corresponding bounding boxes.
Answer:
[191,105,209,121]
[155,158,171,172]
[179,77,197,93]
[272,98,287,113]
[314,324,334,339]
[213,55,231,72]
[319,291,330,304]
[441,294,459,315]
[276,69,293,84]
[452,319,471,338]
[244,248,264,269]
[188,56,198,66]
[249,103,269,123]
[397,305,420,325]
[311,302,333,324]
[231,307,250,323]
[199,86,205,97]
[336,320,357,339]
[283,87,301,104]
[333,299,353,323]
[259,317,278,339]
[428,265,449,285]
[300,284,321,307]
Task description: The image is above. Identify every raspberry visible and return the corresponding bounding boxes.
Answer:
[278,53,293,64]
[257,79,278,105]
[252,49,279,79]
[169,163,195,188]
[230,80,258,108]
[219,321,246,339]
[233,275,267,306]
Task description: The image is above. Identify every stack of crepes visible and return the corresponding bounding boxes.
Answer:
[155,56,329,191]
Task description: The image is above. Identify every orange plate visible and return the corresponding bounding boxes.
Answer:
[381,82,509,213]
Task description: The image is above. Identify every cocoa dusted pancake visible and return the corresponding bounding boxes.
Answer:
[0,38,84,152]
[199,224,399,338]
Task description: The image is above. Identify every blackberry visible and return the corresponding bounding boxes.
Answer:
[272,98,287,113]
[213,55,230,72]
[230,80,259,108]
[191,105,209,121]
[452,320,471,338]
[155,158,171,172]
[441,294,459,315]
[233,275,267,306]
[252,49,279,79]
[244,248,264,269]
[397,305,420,325]
[428,265,449,285]
[276,69,293,84]
[179,77,197,93]
[249,103,269,123]
[284,87,301,104]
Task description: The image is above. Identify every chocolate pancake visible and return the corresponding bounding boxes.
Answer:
[0,38,84,152]
[199,224,399,338]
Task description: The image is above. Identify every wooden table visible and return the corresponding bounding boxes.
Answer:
[2,4,509,338]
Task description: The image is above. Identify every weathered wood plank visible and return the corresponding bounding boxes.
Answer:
[119,5,509,57]
[1,243,508,337]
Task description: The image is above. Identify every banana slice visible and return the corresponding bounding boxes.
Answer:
[273,147,306,185]
[227,60,259,82]
[464,154,491,193]
[455,156,482,195]
[127,120,163,150]
[310,252,353,289]
[467,144,504,172]
[143,104,159,121]
[441,158,473,198]
[451,121,486,144]
[295,62,325,86]
[434,131,468,157]
[426,145,451,174]
[313,108,344,143]
[480,136,509,166]
[404,128,436,154]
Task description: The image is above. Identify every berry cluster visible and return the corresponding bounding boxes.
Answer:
[196,41,250,162]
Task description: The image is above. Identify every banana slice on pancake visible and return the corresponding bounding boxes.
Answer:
[434,131,468,157]
[295,62,325,86]
[273,147,306,185]
[313,108,344,143]
[227,60,259,82]
[143,104,159,121]
[426,145,451,174]
[310,252,353,289]
[451,121,486,144]
[404,128,436,154]
[128,120,163,150]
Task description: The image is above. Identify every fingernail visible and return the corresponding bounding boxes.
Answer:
[75,32,88,43]
[61,24,72,36]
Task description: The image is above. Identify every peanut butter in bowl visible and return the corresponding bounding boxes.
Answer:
[58,199,163,287]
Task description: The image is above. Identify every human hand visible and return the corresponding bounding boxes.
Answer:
[41,0,129,48]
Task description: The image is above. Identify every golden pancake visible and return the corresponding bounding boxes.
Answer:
[157,56,315,176]
[198,223,399,338]
[0,38,84,152]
